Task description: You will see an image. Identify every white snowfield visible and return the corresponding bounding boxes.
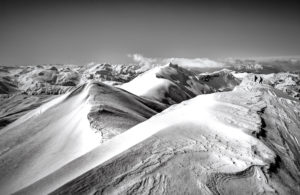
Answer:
[120,66,174,102]
[0,81,166,195]
[0,83,100,195]
[15,81,299,195]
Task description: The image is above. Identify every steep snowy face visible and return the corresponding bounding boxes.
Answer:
[120,64,220,105]
[0,82,166,195]
[0,64,148,129]
[0,84,96,195]
[18,81,300,195]
[120,64,241,105]
[0,83,99,195]
[86,82,166,141]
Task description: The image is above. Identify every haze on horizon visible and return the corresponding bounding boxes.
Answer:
[1,0,300,66]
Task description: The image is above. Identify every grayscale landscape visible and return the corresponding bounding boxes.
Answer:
[1,0,300,194]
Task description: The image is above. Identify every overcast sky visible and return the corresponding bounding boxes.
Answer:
[1,0,300,66]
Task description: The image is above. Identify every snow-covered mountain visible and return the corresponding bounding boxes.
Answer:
[15,78,300,195]
[0,61,300,194]
[120,63,240,105]
[224,57,300,73]
[0,63,143,96]
[0,64,148,129]
[0,82,165,194]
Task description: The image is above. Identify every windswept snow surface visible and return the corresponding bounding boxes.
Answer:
[0,82,165,195]
[1,63,300,194]
[17,81,300,194]
[0,84,99,194]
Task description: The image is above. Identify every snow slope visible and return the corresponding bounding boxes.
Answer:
[120,66,177,103]
[0,94,54,129]
[120,63,239,105]
[0,84,99,195]
[0,82,166,195]
[17,80,300,194]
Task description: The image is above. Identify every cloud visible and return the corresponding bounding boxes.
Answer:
[127,54,158,67]
[128,53,224,68]
[163,57,223,68]
[128,54,300,73]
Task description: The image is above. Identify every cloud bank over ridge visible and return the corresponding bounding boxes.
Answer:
[128,54,300,73]
[128,54,224,68]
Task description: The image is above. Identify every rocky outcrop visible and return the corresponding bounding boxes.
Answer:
[197,69,241,92]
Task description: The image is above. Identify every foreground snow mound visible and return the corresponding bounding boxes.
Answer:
[0,82,166,195]
[17,81,300,194]
[120,64,240,105]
